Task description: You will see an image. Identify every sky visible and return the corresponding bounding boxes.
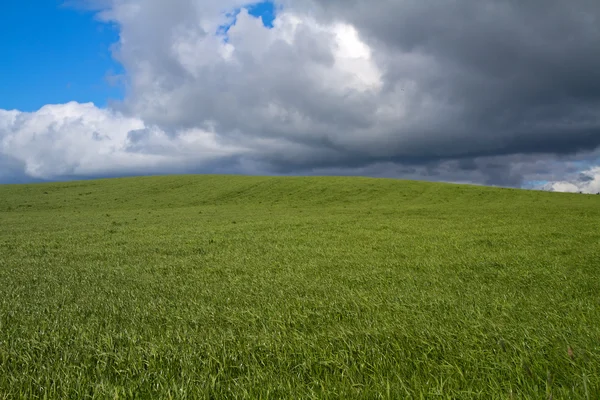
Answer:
[0,0,123,111]
[0,0,599,193]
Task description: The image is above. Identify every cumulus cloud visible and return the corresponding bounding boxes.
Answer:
[540,166,600,194]
[0,102,248,180]
[1,0,600,189]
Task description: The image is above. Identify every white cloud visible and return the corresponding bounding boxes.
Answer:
[0,102,246,180]
[543,167,600,194]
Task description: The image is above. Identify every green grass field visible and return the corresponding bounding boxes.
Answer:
[1,175,599,399]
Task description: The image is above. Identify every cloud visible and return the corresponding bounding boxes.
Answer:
[0,102,248,180]
[539,166,600,194]
[1,0,600,190]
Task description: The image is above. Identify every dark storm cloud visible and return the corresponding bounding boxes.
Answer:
[293,0,600,159]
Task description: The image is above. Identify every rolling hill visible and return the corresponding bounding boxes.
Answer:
[1,175,599,398]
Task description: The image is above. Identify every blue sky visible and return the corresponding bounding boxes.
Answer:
[219,2,277,40]
[241,2,277,28]
[0,0,125,111]
[0,0,275,112]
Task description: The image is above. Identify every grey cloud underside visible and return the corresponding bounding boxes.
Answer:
[250,152,584,188]
[0,156,41,184]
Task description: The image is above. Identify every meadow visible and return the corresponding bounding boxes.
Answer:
[0,175,599,399]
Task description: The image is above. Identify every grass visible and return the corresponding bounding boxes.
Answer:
[0,174,599,399]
